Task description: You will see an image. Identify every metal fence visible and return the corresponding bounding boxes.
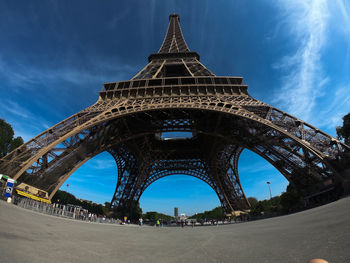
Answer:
[0,185,250,227]
[2,194,120,225]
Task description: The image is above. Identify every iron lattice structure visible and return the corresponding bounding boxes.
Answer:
[1,14,349,213]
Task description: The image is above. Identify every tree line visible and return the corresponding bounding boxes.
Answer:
[52,190,111,216]
[142,211,174,221]
[189,206,224,221]
[248,184,304,216]
[51,184,304,222]
[0,119,24,157]
[336,113,350,145]
[52,190,176,221]
[188,184,304,221]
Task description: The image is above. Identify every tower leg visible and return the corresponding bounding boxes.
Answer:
[109,146,140,210]
[210,145,250,214]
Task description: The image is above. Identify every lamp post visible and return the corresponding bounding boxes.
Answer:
[267,181,272,199]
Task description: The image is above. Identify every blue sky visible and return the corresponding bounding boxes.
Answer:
[1,0,350,216]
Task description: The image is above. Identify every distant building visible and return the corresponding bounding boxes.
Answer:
[180,213,187,220]
[174,207,178,219]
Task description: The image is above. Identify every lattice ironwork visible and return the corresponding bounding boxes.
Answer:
[1,14,349,214]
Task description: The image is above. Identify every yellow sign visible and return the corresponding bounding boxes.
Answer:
[16,190,51,204]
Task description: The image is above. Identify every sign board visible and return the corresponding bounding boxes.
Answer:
[0,174,17,183]
[5,178,15,198]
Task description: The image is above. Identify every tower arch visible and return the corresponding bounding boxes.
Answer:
[0,14,349,214]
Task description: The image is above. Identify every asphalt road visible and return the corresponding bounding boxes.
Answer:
[1,198,350,263]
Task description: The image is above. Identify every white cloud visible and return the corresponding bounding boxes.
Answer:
[0,99,30,119]
[274,0,329,122]
[272,0,350,135]
[0,98,53,141]
[239,162,275,174]
[318,85,350,128]
[89,158,116,170]
[336,0,350,31]
[107,7,131,30]
[0,54,137,92]
[0,52,139,142]
[0,56,75,88]
[334,0,350,70]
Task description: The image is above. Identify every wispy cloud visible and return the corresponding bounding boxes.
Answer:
[318,85,350,128]
[107,7,131,30]
[0,98,53,141]
[239,162,274,174]
[336,0,350,31]
[274,0,329,122]
[0,99,30,118]
[0,55,136,90]
[88,159,116,170]
[335,0,350,68]
[0,52,138,141]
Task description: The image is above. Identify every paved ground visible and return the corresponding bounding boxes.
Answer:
[1,198,350,263]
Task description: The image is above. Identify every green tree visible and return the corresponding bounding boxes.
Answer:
[143,211,173,221]
[103,202,112,215]
[249,196,283,216]
[52,190,112,216]
[250,201,264,215]
[247,197,258,208]
[113,200,143,222]
[51,190,80,205]
[280,184,303,213]
[189,206,224,220]
[336,113,350,145]
[0,119,24,157]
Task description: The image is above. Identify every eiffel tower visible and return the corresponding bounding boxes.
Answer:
[1,14,349,213]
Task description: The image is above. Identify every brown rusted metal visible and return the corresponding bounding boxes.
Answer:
[1,14,349,213]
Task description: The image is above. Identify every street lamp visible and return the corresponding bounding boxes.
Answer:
[267,181,272,199]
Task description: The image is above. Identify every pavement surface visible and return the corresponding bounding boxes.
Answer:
[1,198,350,263]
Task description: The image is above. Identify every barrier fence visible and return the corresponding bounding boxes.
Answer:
[0,190,119,225]
[0,184,250,226]
[2,194,247,226]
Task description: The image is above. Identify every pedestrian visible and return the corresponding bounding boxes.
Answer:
[139,218,143,226]
[156,219,160,227]
[180,219,184,228]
